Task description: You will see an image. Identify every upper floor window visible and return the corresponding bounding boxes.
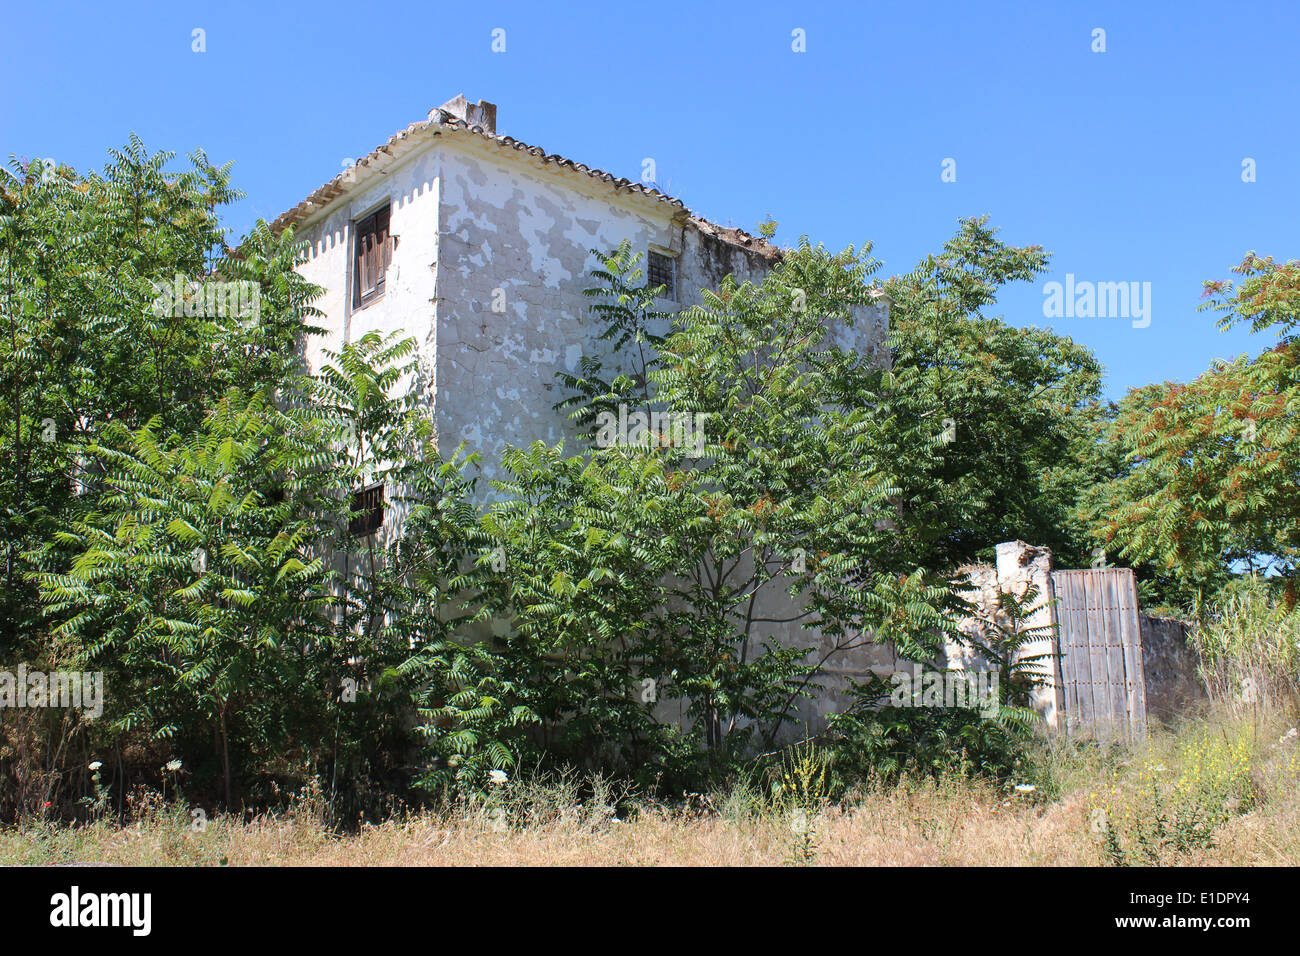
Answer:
[353,205,392,309]
[349,481,385,537]
[647,250,677,301]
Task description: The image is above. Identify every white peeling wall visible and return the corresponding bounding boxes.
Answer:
[289,131,892,741]
[291,150,442,410]
[433,138,893,739]
[434,140,681,484]
[434,139,889,487]
[293,134,888,491]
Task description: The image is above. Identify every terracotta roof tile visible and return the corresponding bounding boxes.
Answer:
[268,104,781,261]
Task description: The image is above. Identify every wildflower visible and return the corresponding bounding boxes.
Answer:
[88,761,103,771]
[488,769,508,786]
[165,759,182,772]
[1014,784,1036,794]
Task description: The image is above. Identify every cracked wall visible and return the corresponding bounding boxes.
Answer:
[291,132,891,740]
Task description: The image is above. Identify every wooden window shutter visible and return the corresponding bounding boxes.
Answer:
[372,205,390,298]
[349,482,385,537]
[352,213,370,307]
[352,205,391,308]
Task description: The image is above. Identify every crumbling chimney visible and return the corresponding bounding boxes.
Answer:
[431,94,497,134]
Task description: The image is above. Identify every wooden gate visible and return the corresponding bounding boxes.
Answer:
[1050,568,1148,741]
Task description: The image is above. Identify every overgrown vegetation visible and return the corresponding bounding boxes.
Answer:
[1088,725,1262,865]
[1083,253,1300,610]
[3,708,1295,866]
[1191,577,1300,708]
[2,141,1297,847]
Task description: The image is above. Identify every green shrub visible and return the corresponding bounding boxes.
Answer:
[1087,728,1257,865]
[825,705,1029,789]
[1192,577,1300,707]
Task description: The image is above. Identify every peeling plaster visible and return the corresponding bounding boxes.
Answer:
[291,130,892,741]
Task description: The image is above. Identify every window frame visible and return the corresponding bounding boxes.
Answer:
[351,203,392,310]
[647,249,678,302]
[349,481,385,538]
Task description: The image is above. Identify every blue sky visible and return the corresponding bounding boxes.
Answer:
[3,0,1296,399]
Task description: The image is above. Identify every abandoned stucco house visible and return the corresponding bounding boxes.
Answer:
[275,95,889,485]
[269,95,890,735]
[273,95,1198,739]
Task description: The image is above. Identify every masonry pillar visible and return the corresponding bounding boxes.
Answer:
[994,540,1065,730]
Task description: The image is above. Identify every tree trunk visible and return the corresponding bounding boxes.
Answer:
[219,705,232,810]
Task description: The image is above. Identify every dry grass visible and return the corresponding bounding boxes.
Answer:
[4,708,1297,867]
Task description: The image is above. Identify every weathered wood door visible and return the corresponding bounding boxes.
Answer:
[1050,568,1147,741]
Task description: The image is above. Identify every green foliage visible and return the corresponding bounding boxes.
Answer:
[546,238,965,777]
[310,331,536,801]
[1202,251,1300,336]
[823,582,1053,788]
[880,216,1111,572]
[1,141,251,651]
[1085,252,1300,611]
[1191,576,1300,706]
[533,223,1103,785]
[958,582,1057,732]
[1088,729,1256,865]
[474,440,689,786]
[648,236,959,723]
[5,141,520,814]
[1,140,343,816]
[825,705,1029,786]
[35,390,338,805]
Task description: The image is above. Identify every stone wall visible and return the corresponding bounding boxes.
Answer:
[433,135,681,484]
[949,541,1208,733]
[1138,614,1207,721]
[947,541,1065,728]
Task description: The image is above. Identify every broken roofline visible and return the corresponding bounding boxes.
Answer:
[266,95,781,261]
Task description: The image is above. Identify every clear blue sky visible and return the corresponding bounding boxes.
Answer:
[3,0,1297,400]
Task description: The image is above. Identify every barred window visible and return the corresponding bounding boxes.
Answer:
[647,250,677,301]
